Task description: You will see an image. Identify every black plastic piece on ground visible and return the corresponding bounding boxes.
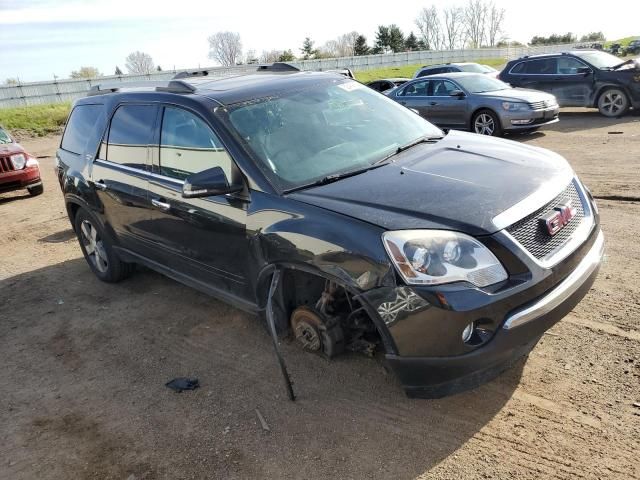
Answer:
[165,377,200,392]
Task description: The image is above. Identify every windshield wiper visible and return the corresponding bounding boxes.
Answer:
[284,164,386,193]
[611,59,634,70]
[374,136,443,165]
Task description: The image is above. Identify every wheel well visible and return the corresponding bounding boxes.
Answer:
[66,202,81,231]
[594,85,630,105]
[265,268,383,355]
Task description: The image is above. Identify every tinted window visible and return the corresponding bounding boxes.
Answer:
[61,104,103,154]
[431,80,458,96]
[106,105,156,169]
[524,58,558,74]
[557,57,587,74]
[401,80,429,96]
[510,62,525,74]
[159,107,233,182]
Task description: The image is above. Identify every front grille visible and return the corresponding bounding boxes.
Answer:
[527,99,556,110]
[507,182,585,260]
[0,156,15,173]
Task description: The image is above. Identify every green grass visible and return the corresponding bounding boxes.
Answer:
[0,102,71,137]
[354,57,506,83]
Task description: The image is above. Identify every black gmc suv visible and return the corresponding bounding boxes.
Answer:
[499,50,640,117]
[56,65,604,398]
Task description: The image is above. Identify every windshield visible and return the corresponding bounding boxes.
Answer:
[0,128,11,144]
[225,79,442,190]
[458,63,496,73]
[573,51,625,69]
[455,75,510,93]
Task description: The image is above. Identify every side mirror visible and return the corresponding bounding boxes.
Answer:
[182,166,242,198]
[577,67,592,75]
[449,89,466,98]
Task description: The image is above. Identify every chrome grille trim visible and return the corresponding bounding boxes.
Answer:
[503,178,594,269]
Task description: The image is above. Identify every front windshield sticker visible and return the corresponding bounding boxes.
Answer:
[337,81,365,92]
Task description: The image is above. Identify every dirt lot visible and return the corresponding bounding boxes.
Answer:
[1,109,639,480]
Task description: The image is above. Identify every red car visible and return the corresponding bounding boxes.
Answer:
[0,126,43,196]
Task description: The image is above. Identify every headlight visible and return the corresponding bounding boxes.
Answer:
[382,230,508,287]
[501,101,529,111]
[10,153,26,169]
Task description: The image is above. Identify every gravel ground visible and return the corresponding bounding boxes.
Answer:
[1,108,639,480]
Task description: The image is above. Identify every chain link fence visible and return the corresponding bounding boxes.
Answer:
[0,43,578,109]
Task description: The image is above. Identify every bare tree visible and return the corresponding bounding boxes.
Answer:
[487,2,506,47]
[320,40,341,58]
[463,0,488,48]
[125,51,155,74]
[208,31,242,67]
[70,66,102,79]
[3,77,19,85]
[415,6,443,50]
[259,50,283,63]
[336,31,360,57]
[443,6,464,50]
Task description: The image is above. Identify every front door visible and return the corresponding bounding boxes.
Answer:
[551,56,594,106]
[394,79,433,119]
[424,79,468,127]
[146,105,251,299]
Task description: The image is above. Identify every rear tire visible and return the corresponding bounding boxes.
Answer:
[74,208,134,283]
[597,88,629,117]
[28,184,43,196]
[471,109,503,137]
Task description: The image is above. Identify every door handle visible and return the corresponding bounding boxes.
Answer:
[429,102,438,106]
[151,198,171,211]
[94,180,107,191]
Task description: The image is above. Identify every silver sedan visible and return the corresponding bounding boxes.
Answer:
[386,72,559,136]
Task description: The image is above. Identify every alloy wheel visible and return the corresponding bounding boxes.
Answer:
[80,219,108,273]
[474,113,495,135]
[599,90,627,117]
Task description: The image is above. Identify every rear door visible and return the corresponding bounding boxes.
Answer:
[146,105,251,298]
[551,56,593,106]
[393,79,432,118]
[508,57,558,94]
[423,79,468,127]
[91,103,158,252]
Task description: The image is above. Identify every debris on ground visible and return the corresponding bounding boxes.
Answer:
[165,377,200,393]
[255,408,270,432]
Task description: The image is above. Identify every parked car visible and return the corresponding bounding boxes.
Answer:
[0,126,43,196]
[499,51,640,117]
[387,72,559,136]
[56,67,603,398]
[414,62,499,79]
[607,43,626,56]
[627,39,640,55]
[366,78,410,94]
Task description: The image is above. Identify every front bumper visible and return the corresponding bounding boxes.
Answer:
[0,166,41,193]
[501,106,560,130]
[379,230,604,398]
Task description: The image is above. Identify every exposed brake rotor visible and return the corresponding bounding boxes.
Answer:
[290,306,344,358]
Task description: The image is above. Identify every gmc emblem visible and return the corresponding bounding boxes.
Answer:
[539,200,576,236]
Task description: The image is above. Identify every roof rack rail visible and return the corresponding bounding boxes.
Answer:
[173,70,210,79]
[87,80,196,96]
[256,62,300,72]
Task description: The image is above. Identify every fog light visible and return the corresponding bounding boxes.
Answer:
[462,322,475,343]
[511,119,533,125]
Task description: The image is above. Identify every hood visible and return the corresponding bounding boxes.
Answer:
[0,142,25,156]
[476,88,556,103]
[289,131,573,235]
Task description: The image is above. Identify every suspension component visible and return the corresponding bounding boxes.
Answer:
[290,306,345,358]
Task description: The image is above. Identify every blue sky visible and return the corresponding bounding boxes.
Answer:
[1,0,637,82]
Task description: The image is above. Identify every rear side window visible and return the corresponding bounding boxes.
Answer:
[400,80,429,96]
[159,106,233,182]
[61,104,102,154]
[106,104,156,170]
[523,58,558,74]
[510,62,525,74]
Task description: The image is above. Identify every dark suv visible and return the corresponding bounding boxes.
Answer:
[56,65,604,398]
[499,51,640,117]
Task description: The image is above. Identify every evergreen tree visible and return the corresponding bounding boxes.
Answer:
[405,32,418,51]
[373,26,390,54]
[115,66,123,75]
[388,24,405,52]
[300,37,317,59]
[278,49,295,62]
[156,65,162,71]
[353,35,370,56]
